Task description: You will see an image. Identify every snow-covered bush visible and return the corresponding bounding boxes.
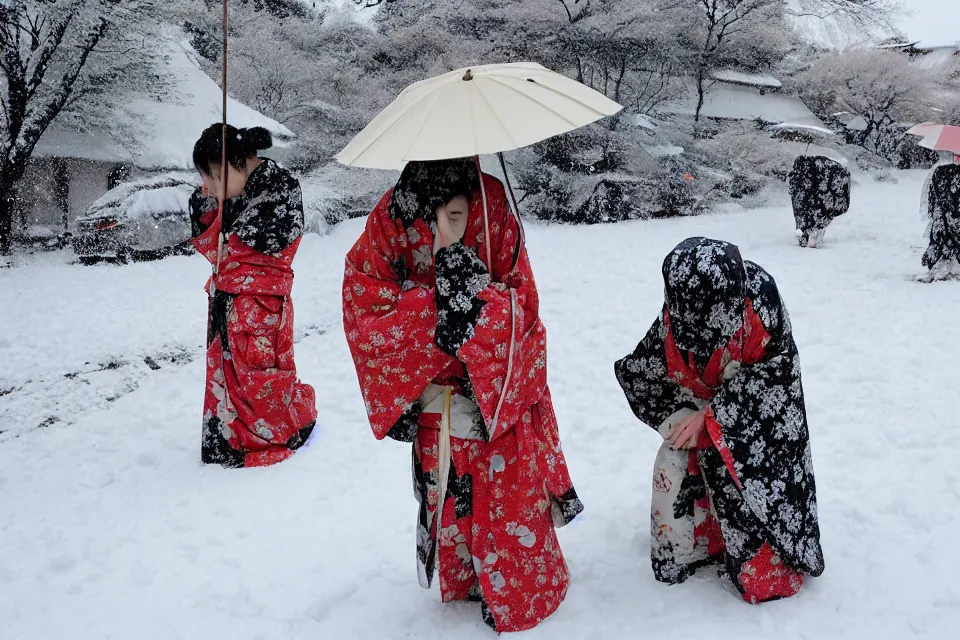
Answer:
[299,163,398,232]
[693,123,800,182]
[791,49,936,156]
[513,137,711,224]
[85,173,198,218]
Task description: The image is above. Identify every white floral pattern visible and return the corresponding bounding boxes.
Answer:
[788,156,851,248]
[616,249,824,579]
[922,164,960,271]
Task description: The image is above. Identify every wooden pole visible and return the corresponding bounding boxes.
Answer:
[215,0,228,280]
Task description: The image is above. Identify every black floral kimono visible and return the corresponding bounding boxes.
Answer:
[615,237,824,603]
[788,156,851,248]
[921,163,960,277]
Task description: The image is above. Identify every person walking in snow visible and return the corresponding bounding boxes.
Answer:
[921,160,960,280]
[614,237,824,604]
[788,156,850,248]
[190,124,316,468]
[342,158,583,632]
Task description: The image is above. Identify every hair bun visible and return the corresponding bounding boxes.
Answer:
[239,126,273,153]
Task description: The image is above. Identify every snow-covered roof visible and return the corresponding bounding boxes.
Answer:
[118,40,294,170]
[915,42,960,51]
[656,83,825,128]
[35,39,292,170]
[877,42,920,50]
[710,70,782,89]
[33,123,133,164]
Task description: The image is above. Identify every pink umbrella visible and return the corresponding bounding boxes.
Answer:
[907,122,960,155]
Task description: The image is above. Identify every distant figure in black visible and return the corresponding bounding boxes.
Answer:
[788,156,851,248]
[921,162,960,280]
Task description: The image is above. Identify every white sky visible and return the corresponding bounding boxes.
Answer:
[895,0,959,46]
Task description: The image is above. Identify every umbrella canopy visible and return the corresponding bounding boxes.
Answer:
[907,123,960,154]
[335,62,623,170]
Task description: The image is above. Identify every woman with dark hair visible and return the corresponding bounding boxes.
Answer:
[614,237,824,604]
[190,123,316,468]
[342,158,583,632]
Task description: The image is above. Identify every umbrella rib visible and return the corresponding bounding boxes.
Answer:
[343,86,450,164]
[485,76,616,125]
[472,82,520,150]
[401,81,458,162]
[484,77,581,128]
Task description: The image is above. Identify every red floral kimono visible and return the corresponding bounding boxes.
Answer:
[343,167,582,632]
[190,159,317,468]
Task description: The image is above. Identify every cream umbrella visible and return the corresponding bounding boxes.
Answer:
[335,62,623,170]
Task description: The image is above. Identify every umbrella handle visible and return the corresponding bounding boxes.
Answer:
[497,152,525,270]
[213,0,229,284]
[475,156,492,271]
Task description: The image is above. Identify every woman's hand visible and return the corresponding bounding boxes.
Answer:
[667,408,707,450]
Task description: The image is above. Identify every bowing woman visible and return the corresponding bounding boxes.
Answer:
[615,237,824,603]
[342,158,583,632]
[190,124,317,468]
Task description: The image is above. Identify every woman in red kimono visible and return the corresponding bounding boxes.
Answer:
[190,124,317,468]
[342,158,583,632]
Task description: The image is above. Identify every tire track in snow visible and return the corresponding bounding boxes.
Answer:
[0,324,329,443]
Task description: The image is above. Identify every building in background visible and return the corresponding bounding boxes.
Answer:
[16,40,294,238]
[656,69,826,129]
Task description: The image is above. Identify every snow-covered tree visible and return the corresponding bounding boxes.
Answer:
[791,48,935,152]
[340,0,902,221]
[671,0,790,122]
[0,0,167,254]
[787,0,898,28]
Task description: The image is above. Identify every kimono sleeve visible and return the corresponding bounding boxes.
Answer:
[614,309,699,434]
[233,172,305,255]
[434,227,546,441]
[343,196,453,440]
[190,187,217,237]
[708,266,824,575]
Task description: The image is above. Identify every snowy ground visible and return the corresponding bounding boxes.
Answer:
[2,170,958,639]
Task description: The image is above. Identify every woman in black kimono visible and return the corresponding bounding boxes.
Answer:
[921,161,960,280]
[788,155,850,248]
[614,237,824,603]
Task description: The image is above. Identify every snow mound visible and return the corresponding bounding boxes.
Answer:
[2,170,959,639]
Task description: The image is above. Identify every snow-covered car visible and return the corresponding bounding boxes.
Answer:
[72,174,200,263]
